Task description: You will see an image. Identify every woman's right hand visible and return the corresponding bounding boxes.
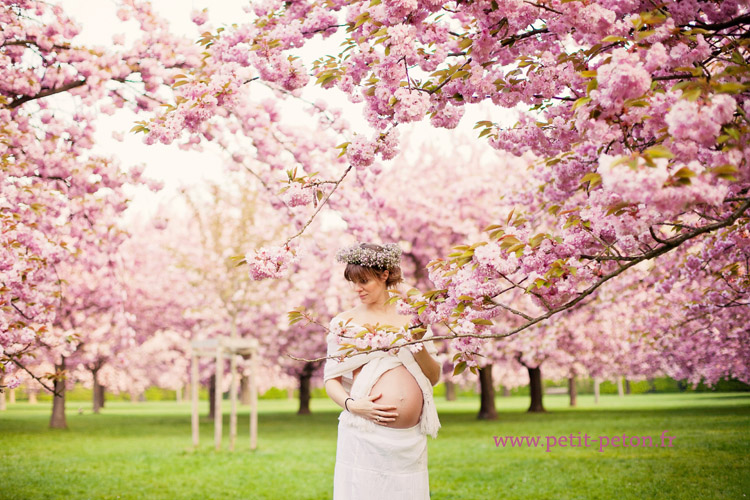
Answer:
[350,393,398,425]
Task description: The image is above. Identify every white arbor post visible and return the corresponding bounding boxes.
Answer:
[191,353,199,447]
[594,377,601,404]
[250,349,258,451]
[229,318,239,452]
[214,343,223,451]
[190,337,258,452]
[230,352,238,452]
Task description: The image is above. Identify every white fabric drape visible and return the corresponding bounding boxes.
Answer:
[333,420,429,500]
[323,319,441,438]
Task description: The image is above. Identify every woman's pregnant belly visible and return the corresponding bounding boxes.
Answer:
[369,365,423,428]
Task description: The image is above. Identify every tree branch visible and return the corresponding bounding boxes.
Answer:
[7,357,60,396]
[282,165,353,246]
[7,79,87,109]
[288,200,750,363]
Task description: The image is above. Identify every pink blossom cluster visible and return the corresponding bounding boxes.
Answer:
[332,321,425,355]
[665,94,737,147]
[281,183,315,208]
[346,134,376,168]
[591,49,651,116]
[245,245,298,280]
[190,9,208,26]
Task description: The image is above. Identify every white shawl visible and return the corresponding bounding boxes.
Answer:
[323,319,441,438]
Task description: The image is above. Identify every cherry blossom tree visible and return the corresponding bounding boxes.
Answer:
[1,0,199,394]
[144,0,749,387]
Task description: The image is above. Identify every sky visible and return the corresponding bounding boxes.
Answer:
[59,0,519,223]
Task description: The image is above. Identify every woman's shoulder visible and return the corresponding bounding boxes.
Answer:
[332,306,361,324]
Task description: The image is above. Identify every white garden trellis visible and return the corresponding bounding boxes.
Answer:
[191,337,259,451]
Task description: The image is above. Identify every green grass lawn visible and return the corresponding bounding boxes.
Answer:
[1,393,748,499]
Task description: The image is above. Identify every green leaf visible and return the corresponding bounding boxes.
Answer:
[606,201,633,216]
[681,88,702,101]
[635,29,655,41]
[644,145,674,159]
[528,233,546,248]
[580,172,602,188]
[471,319,494,326]
[673,166,696,179]
[453,361,467,376]
[715,82,748,94]
[709,164,738,180]
[601,35,626,43]
[572,96,592,110]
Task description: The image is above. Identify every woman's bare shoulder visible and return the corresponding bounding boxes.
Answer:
[331,307,357,323]
[332,306,361,324]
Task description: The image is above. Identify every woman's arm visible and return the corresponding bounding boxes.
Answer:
[324,377,399,424]
[412,348,441,386]
[324,376,352,411]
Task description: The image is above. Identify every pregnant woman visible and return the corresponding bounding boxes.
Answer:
[324,242,441,500]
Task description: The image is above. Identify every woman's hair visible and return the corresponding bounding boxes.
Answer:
[343,243,404,288]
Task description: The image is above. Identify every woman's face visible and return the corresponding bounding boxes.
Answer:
[350,271,388,304]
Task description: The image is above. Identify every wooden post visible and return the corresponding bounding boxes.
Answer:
[230,353,238,452]
[617,376,624,397]
[215,344,223,451]
[594,377,600,404]
[240,375,251,405]
[191,352,199,448]
[250,351,258,451]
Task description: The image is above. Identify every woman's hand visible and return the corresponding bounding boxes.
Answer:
[350,393,398,425]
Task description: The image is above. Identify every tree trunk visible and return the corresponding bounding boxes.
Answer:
[298,362,314,415]
[50,359,67,429]
[625,378,631,395]
[28,388,38,404]
[444,380,456,401]
[208,374,216,420]
[617,376,624,397]
[0,376,6,411]
[9,388,16,404]
[501,385,511,397]
[568,375,577,407]
[92,369,102,414]
[287,387,294,399]
[527,366,545,413]
[240,376,251,405]
[97,382,106,408]
[477,365,498,420]
[176,385,182,403]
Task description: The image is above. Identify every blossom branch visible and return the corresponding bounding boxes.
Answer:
[282,165,353,247]
[7,357,59,396]
[289,200,750,363]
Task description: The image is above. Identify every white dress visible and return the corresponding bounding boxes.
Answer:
[323,320,441,500]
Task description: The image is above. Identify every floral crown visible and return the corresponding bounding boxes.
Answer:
[335,243,402,269]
